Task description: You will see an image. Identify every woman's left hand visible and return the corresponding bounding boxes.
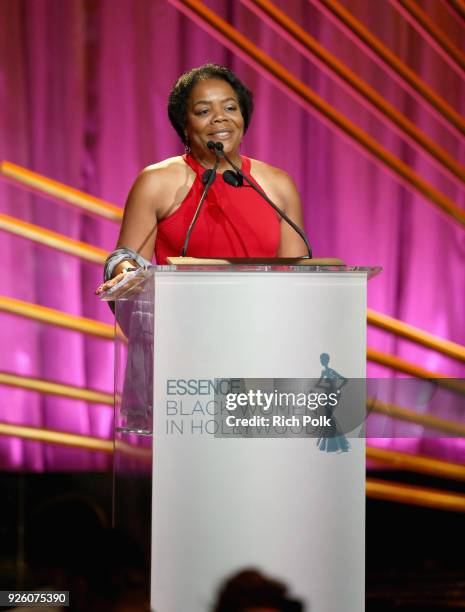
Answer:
[95,267,138,296]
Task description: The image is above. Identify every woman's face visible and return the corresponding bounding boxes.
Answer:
[184,78,245,158]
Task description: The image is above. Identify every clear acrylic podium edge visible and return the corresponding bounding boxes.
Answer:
[100,263,382,302]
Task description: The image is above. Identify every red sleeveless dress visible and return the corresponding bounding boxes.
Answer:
[154,154,281,263]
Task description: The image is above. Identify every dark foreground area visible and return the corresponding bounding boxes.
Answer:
[1,471,465,611]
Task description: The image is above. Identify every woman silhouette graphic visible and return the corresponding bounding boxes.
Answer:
[314,353,350,453]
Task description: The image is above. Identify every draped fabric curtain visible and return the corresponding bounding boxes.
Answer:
[1,0,464,469]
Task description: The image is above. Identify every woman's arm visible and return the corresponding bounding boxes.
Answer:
[274,170,309,258]
[116,168,162,258]
[250,160,309,258]
[95,168,162,295]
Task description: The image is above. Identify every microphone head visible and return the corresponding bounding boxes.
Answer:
[207,140,224,157]
[223,170,243,188]
[202,168,216,184]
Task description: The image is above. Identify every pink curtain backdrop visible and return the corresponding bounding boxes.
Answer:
[0,0,464,470]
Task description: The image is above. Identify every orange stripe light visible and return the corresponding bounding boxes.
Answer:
[0,371,113,405]
[448,0,465,21]
[368,396,465,438]
[246,0,465,187]
[367,446,465,481]
[0,295,114,339]
[0,213,107,264]
[0,422,151,461]
[392,0,465,77]
[367,348,465,394]
[1,421,464,512]
[367,309,465,363]
[0,161,122,222]
[171,0,465,228]
[312,0,465,137]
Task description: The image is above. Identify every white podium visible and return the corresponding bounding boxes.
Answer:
[104,263,379,612]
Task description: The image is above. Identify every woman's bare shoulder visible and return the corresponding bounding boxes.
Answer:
[139,155,188,183]
[127,156,190,204]
[127,155,195,219]
[248,158,297,196]
[249,158,293,183]
[122,156,187,212]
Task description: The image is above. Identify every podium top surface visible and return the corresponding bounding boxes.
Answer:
[100,261,382,302]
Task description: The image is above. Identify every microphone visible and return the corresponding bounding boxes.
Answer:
[214,142,313,258]
[209,141,244,186]
[180,150,220,257]
[207,140,223,156]
[223,169,243,187]
[209,141,243,187]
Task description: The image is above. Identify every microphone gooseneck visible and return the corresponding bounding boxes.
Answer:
[180,152,220,257]
[214,142,313,258]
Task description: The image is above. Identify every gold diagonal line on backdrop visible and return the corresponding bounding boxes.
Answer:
[391,0,465,77]
[0,289,461,388]
[1,12,464,376]
[171,0,465,228]
[3,294,465,410]
[366,348,465,395]
[366,478,465,513]
[0,213,107,264]
[0,422,113,451]
[2,206,465,366]
[0,8,460,506]
[3,291,465,364]
[1,421,465,511]
[245,0,465,187]
[367,446,465,481]
[0,161,123,222]
[367,309,465,363]
[2,364,465,438]
[311,0,465,138]
[0,244,463,382]
[0,296,114,339]
[0,422,151,461]
[448,0,465,21]
[2,192,465,380]
[367,396,465,438]
[0,371,113,405]
[2,420,465,480]
[1,215,465,379]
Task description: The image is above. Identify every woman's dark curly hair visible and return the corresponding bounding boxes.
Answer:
[168,64,254,145]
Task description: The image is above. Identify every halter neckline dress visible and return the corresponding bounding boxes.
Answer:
[154,154,281,263]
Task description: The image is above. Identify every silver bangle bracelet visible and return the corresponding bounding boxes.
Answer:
[103,247,151,282]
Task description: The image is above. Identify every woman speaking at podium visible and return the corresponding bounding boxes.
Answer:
[97,63,309,294]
